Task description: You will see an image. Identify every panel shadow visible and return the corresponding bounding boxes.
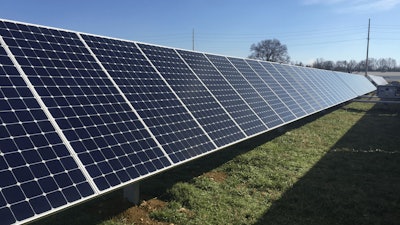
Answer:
[254,103,400,225]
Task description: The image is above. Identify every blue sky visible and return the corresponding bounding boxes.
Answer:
[1,0,399,65]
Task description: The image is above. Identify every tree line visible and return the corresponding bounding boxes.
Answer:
[304,58,399,73]
[249,39,399,73]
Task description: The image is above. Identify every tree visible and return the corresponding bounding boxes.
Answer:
[387,58,397,70]
[312,58,325,69]
[249,39,290,63]
[347,60,357,73]
[322,60,335,70]
[311,57,398,72]
[335,60,347,72]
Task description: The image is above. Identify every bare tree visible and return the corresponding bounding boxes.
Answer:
[311,57,397,72]
[249,39,290,63]
[368,58,377,71]
[322,60,335,70]
[347,60,357,73]
[356,60,366,72]
[377,58,388,71]
[335,60,347,72]
[312,58,325,69]
[387,58,397,71]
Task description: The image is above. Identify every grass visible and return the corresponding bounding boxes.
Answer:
[33,102,400,225]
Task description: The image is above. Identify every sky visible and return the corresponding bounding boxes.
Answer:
[1,0,399,65]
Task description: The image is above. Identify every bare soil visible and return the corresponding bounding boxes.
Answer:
[202,171,228,182]
[117,198,170,225]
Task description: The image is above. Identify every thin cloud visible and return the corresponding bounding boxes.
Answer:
[302,0,400,13]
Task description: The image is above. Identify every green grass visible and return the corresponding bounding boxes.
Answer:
[33,102,400,225]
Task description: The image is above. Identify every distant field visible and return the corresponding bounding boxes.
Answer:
[34,102,400,225]
[354,71,400,82]
[369,72,400,82]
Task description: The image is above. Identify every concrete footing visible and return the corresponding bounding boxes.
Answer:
[123,182,140,205]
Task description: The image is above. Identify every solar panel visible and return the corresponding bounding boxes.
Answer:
[289,66,333,108]
[252,61,307,118]
[335,72,376,96]
[80,34,215,163]
[207,55,283,129]
[0,35,94,224]
[280,65,328,110]
[368,74,388,86]
[0,20,172,195]
[0,18,377,225]
[244,60,297,122]
[267,63,315,114]
[294,67,338,106]
[135,45,245,148]
[174,49,266,136]
[313,69,357,102]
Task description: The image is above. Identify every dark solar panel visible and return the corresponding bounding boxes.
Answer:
[291,67,336,107]
[279,65,327,110]
[175,50,266,136]
[81,34,215,163]
[0,39,94,224]
[267,63,315,114]
[136,46,246,147]
[0,20,171,193]
[251,61,306,118]
[244,59,297,122]
[209,55,283,128]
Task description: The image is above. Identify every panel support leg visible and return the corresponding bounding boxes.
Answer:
[123,182,140,205]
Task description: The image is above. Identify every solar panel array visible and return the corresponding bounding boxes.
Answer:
[0,19,376,225]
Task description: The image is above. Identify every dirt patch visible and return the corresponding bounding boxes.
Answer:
[202,171,228,183]
[118,198,170,225]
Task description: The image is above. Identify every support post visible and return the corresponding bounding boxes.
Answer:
[123,182,140,205]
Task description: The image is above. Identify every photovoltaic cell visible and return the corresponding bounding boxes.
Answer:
[335,72,376,96]
[208,55,283,128]
[81,34,214,163]
[281,65,328,110]
[244,60,298,123]
[251,61,306,118]
[320,70,357,101]
[302,68,347,103]
[292,67,336,107]
[177,51,266,136]
[268,63,315,114]
[0,20,171,192]
[0,39,94,225]
[137,45,245,147]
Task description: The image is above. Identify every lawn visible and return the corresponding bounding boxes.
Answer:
[34,102,400,225]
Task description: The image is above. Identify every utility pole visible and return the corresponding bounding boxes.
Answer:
[365,18,370,76]
[192,28,195,51]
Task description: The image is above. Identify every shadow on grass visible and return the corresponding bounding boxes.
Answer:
[255,103,400,225]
